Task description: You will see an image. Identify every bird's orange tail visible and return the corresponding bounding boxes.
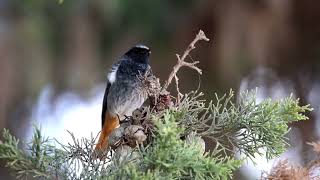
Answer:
[95,111,119,154]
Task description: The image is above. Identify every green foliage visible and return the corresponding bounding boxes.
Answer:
[141,111,242,179]
[107,111,241,180]
[0,128,67,179]
[176,90,312,160]
[0,90,312,179]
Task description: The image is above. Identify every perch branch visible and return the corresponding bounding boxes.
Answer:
[162,30,209,96]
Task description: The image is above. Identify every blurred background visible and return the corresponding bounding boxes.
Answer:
[0,0,320,179]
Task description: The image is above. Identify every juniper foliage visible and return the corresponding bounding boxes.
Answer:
[177,90,311,160]
[0,128,68,179]
[0,90,312,179]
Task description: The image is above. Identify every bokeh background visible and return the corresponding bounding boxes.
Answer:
[0,0,320,179]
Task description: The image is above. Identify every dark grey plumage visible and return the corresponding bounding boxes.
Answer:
[101,45,151,127]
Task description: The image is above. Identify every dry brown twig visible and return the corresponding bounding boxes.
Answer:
[162,30,210,102]
[261,160,309,180]
[307,141,320,154]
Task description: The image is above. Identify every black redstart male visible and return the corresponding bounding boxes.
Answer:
[95,44,151,152]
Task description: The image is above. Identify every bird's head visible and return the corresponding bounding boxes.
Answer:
[124,44,151,64]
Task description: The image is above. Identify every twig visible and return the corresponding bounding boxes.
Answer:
[162,30,210,99]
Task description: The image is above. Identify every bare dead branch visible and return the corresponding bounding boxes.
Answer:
[174,74,183,102]
[162,30,210,97]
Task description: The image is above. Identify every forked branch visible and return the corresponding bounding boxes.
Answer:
[162,30,210,98]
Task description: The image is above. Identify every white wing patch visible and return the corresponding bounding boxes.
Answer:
[107,64,119,84]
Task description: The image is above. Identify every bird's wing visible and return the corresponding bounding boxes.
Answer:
[101,61,121,127]
[101,81,111,127]
[107,61,121,84]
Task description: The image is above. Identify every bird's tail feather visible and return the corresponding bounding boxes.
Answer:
[94,111,119,158]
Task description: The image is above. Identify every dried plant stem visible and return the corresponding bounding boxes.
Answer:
[162,30,210,99]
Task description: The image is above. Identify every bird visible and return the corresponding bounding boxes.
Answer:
[95,44,151,154]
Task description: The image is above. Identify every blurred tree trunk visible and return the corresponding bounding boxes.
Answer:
[0,21,16,131]
[64,6,100,94]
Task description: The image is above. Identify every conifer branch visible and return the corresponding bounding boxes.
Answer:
[0,90,312,179]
